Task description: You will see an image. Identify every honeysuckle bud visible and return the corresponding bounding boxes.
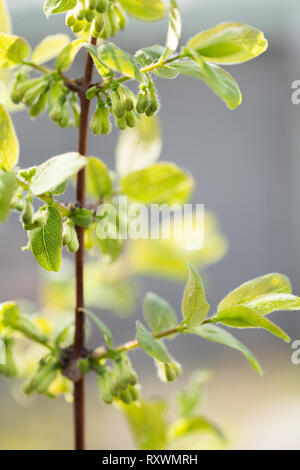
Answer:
[92,13,105,35]
[125,111,135,128]
[119,389,132,405]
[114,3,127,30]
[100,12,112,39]
[136,90,148,114]
[65,11,76,27]
[21,199,33,226]
[108,5,119,37]
[24,361,58,396]
[146,88,159,116]
[29,90,48,118]
[101,106,111,135]
[110,90,125,118]
[72,19,85,33]
[63,220,79,253]
[90,105,104,135]
[23,81,48,107]
[74,2,86,20]
[58,100,70,128]
[89,0,96,9]
[86,86,98,100]
[96,0,108,14]
[118,86,134,112]
[97,374,113,404]
[128,384,140,401]
[70,93,81,128]
[84,8,95,22]
[18,78,44,101]
[115,115,127,130]
[0,338,17,378]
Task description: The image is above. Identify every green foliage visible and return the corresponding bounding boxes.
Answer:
[181,263,210,328]
[56,38,85,71]
[0,169,16,222]
[119,0,167,22]
[144,292,177,334]
[136,321,170,363]
[86,156,112,199]
[0,104,19,170]
[0,33,30,68]
[44,0,77,17]
[32,34,70,65]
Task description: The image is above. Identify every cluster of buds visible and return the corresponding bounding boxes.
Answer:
[65,0,127,39]
[78,352,139,405]
[136,82,159,117]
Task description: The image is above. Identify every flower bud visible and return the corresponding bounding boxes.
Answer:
[22,199,33,226]
[146,88,159,116]
[63,220,79,253]
[65,11,76,27]
[72,19,85,33]
[115,115,127,131]
[136,90,148,114]
[125,111,135,128]
[84,8,95,22]
[0,338,17,378]
[77,358,91,373]
[29,90,48,118]
[108,5,119,37]
[70,93,81,128]
[128,385,140,401]
[110,90,125,118]
[97,375,113,405]
[92,13,105,35]
[118,86,134,112]
[114,3,127,30]
[96,0,108,13]
[86,85,98,100]
[90,106,104,135]
[99,12,112,39]
[101,107,111,135]
[119,389,132,405]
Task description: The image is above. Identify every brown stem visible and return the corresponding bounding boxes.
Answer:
[73,34,97,452]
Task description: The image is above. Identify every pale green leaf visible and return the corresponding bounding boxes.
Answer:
[136,320,170,363]
[116,115,162,177]
[169,416,225,444]
[121,162,194,204]
[0,105,19,170]
[56,38,85,72]
[30,152,86,196]
[43,0,76,17]
[0,169,16,223]
[163,0,181,59]
[218,273,292,311]
[98,43,144,82]
[0,33,30,68]
[32,34,70,65]
[213,305,290,343]
[28,206,63,272]
[0,0,11,34]
[176,370,212,418]
[187,324,262,374]
[86,157,112,200]
[81,308,113,348]
[245,293,300,315]
[181,262,210,327]
[187,22,268,64]
[119,0,167,22]
[135,45,165,67]
[171,57,242,109]
[119,399,167,450]
[82,43,112,78]
[144,292,178,334]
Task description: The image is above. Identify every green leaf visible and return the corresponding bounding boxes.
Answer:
[119,0,167,22]
[181,262,210,327]
[2,302,48,345]
[30,152,86,196]
[43,0,76,17]
[98,43,144,82]
[0,0,11,34]
[213,305,290,343]
[116,115,162,177]
[32,34,70,65]
[0,33,30,68]
[135,45,165,67]
[28,206,63,272]
[245,293,300,315]
[121,162,194,204]
[119,399,167,450]
[56,38,85,72]
[187,324,262,375]
[82,43,112,78]
[136,320,170,363]
[80,308,113,348]
[170,57,241,110]
[163,0,181,59]
[144,292,178,334]
[0,105,19,170]
[176,370,212,418]
[218,273,292,311]
[86,157,112,200]
[187,22,268,65]
[169,416,225,445]
[0,170,16,223]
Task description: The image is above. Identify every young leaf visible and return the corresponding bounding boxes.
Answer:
[86,157,112,200]
[218,273,292,311]
[187,23,268,64]
[0,33,30,68]
[28,206,63,272]
[0,105,19,170]
[116,115,162,177]
[80,308,113,348]
[0,0,11,34]
[169,416,225,444]
[135,45,165,67]
[121,162,194,204]
[136,321,170,363]
[30,152,86,196]
[245,293,300,315]
[187,324,262,375]
[98,43,144,83]
[181,262,210,328]
[163,0,181,59]
[43,0,76,17]
[119,0,167,22]
[119,400,168,450]
[213,305,290,343]
[176,370,212,418]
[56,38,85,72]
[171,56,241,110]
[0,170,16,223]
[82,44,111,78]
[32,34,70,65]
[144,292,178,334]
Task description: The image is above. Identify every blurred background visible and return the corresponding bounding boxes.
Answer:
[1,0,300,450]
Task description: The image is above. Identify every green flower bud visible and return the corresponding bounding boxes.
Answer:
[18,78,44,101]
[97,375,113,404]
[99,12,112,39]
[65,11,76,27]
[89,0,96,9]
[72,208,93,227]
[101,107,111,135]
[96,0,108,13]
[23,81,48,107]
[59,100,70,128]
[128,385,140,401]
[119,389,132,405]
[115,115,127,130]
[84,8,95,22]
[29,90,48,118]
[146,88,159,116]
[24,361,58,396]
[111,90,125,118]
[22,199,33,226]
[86,86,98,100]
[72,19,85,33]
[114,3,127,30]
[74,3,86,20]
[90,107,104,135]
[70,93,81,128]
[0,338,17,378]
[63,220,79,253]
[36,368,57,395]
[77,358,91,373]
[136,90,148,114]
[92,13,104,34]
[125,111,135,128]
[108,5,119,37]
[118,86,134,112]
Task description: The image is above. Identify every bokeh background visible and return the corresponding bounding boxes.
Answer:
[1,0,300,450]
